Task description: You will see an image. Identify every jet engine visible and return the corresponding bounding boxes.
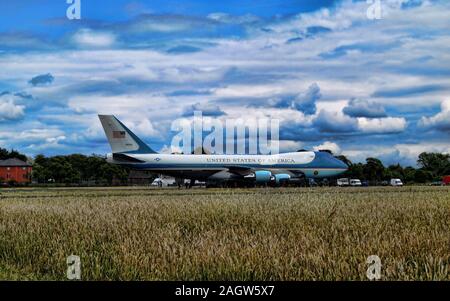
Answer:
[254,170,273,183]
[274,173,291,185]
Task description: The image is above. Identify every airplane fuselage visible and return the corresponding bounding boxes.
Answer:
[108,151,348,180]
[99,115,348,185]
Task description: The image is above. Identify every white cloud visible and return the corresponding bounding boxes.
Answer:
[357,117,407,133]
[26,135,66,151]
[126,16,200,33]
[343,141,450,167]
[279,140,303,152]
[127,118,159,138]
[45,135,66,144]
[17,129,65,142]
[207,13,260,24]
[313,109,358,133]
[159,144,183,154]
[313,141,341,155]
[68,95,165,139]
[213,84,286,98]
[68,94,174,120]
[393,142,450,159]
[0,96,25,121]
[72,29,116,48]
[419,99,450,131]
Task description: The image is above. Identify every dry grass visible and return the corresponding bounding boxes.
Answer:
[0,186,449,280]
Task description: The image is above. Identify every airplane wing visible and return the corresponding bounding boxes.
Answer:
[285,170,305,177]
[226,165,254,176]
[226,167,304,177]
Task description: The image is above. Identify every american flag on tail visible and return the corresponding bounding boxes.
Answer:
[112,131,126,138]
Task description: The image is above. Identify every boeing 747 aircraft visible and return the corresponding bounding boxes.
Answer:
[99,115,348,187]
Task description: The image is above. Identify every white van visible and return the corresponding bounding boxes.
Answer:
[151,177,177,187]
[390,178,403,186]
[337,178,349,187]
[350,179,362,186]
[151,178,163,187]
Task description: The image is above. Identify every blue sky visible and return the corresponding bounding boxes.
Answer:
[0,0,449,166]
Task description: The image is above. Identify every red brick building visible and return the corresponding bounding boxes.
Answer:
[0,158,32,184]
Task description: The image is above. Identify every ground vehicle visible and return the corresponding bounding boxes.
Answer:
[337,178,349,187]
[151,177,177,187]
[443,176,450,185]
[430,181,443,186]
[349,179,362,186]
[390,178,403,186]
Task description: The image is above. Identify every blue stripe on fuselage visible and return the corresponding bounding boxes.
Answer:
[120,151,347,171]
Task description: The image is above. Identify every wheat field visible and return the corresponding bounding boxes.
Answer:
[0,186,449,280]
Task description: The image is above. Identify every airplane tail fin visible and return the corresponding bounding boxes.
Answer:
[98,115,157,154]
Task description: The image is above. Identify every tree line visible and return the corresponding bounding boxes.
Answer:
[31,154,129,185]
[335,153,450,184]
[0,148,28,162]
[1,148,128,186]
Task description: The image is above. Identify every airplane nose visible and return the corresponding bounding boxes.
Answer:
[334,157,348,170]
[314,152,348,171]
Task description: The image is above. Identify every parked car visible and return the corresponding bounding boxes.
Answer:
[430,181,443,186]
[443,176,450,186]
[337,178,349,187]
[390,178,403,186]
[349,179,362,186]
[361,180,369,187]
[151,177,177,187]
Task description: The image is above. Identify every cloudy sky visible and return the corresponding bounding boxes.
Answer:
[0,0,449,166]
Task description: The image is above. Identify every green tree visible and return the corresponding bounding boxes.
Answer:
[414,169,432,183]
[8,149,28,162]
[34,154,48,166]
[30,153,129,186]
[363,158,385,183]
[347,163,365,180]
[0,148,9,160]
[386,164,404,180]
[86,155,108,181]
[100,163,128,185]
[31,163,48,183]
[403,167,416,183]
[417,152,450,178]
[66,154,89,182]
[0,148,27,162]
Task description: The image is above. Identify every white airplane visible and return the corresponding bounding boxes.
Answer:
[99,115,348,187]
